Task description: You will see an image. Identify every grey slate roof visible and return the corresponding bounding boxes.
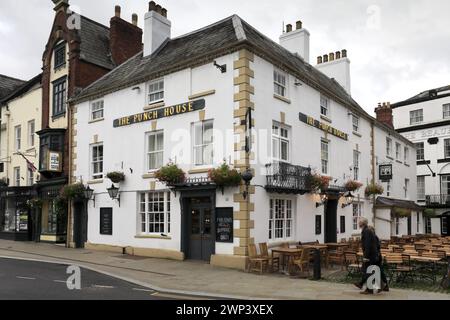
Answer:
[0,74,42,105]
[71,15,413,145]
[0,75,26,101]
[392,85,450,108]
[78,16,115,70]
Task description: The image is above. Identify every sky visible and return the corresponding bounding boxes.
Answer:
[0,0,449,115]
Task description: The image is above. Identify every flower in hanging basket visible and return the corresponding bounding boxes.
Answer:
[155,162,186,185]
[61,183,86,200]
[423,208,436,218]
[26,198,43,210]
[106,172,125,184]
[392,207,411,218]
[308,174,331,193]
[208,162,242,187]
[345,180,363,192]
[364,183,384,197]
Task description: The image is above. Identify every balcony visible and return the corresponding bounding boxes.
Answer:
[265,162,311,195]
[425,194,450,208]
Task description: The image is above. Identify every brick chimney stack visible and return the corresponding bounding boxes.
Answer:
[110,5,143,65]
[375,102,394,129]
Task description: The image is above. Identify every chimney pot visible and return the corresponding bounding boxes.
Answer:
[296,20,302,30]
[323,54,329,63]
[161,8,167,18]
[317,56,323,64]
[115,5,121,18]
[132,13,138,26]
[329,52,335,61]
[335,51,341,59]
[286,24,292,33]
[375,102,394,128]
[342,49,347,58]
[155,4,162,14]
[149,1,157,12]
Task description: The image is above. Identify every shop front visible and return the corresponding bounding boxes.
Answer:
[0,187,36,241]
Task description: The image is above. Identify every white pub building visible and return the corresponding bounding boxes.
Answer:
[69,2,421,270]
[392,85,450,237]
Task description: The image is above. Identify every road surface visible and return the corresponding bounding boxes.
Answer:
[0,257,177,300]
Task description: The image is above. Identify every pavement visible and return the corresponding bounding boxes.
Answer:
[0,240,449,300]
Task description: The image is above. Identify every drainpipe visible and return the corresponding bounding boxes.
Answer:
[5,104,11,185]
[371,121,376,229]
[66,102,73,248]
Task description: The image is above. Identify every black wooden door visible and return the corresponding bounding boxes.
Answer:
[442,215,449,236]
[73,202,86,248]
[188,204,214,261]
[325,200,338,243]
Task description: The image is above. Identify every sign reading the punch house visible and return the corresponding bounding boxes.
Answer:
[113,99,205,128]
[379,164,393,181]
[299,112,348,141]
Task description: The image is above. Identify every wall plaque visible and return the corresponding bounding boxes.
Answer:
[100,208,113,235]
[216,207,233,243]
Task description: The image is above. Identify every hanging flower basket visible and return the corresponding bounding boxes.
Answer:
[208,162,242,187]
[155,162,186,185]
[364,183,384,197]
[61,183,86,200]
[26,198,43,210]
[54,196,68,213]
[345,180,363,192]
[308,174,331,193]
[392,207,411,218]
[0,178,8,187]
[423,209,436,218]
[106,172,125,184]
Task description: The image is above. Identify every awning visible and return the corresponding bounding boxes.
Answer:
[375,197,423,212]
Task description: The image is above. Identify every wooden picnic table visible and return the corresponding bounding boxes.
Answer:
[271,247,303,275]
[301,244,329,250]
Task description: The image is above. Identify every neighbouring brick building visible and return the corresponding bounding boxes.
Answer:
[35,0,142,244]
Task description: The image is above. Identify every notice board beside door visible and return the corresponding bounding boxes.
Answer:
[216,207,233,243]
[100,208,113,235]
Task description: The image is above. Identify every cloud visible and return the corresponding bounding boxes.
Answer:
[0,0,448,115]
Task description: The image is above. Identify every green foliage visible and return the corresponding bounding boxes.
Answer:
[155,163,186,185]
[54,196,68,214]
[392,207,411,218]
[107,172,125,183]
[26,198,43,209]
[61,183,85,200]
[364,183,384,197]
[423,209,436,218]
[208,162,242,187]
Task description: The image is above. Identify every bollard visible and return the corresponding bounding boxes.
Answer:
[313,249,321,280]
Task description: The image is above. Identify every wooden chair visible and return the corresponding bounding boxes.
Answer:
[385,254,414,284]
[247,244,269,275]
[293,247,311,276]
[393,247,404,253]
[340,238,347,243]
[259,243,280,273]
[343,251,362,278]
[328,247,345,269]
[320,248,329,269]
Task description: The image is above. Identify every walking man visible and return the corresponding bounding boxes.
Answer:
[354,218,389,294]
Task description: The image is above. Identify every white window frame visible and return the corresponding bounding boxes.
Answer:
[320,95,330,117]
[139,192,171,235]
[27,120,35,147]
[443,104,450,119]
[352,115,360,132]
[321,139,329,175]
[353,150,360,181]
[148,79,164,104]
[146,131,164,172]
[404,179,410,199]
[445,139,450,159]
[415,142,425,161]
[192,120,214,166]
[90,100,104,121]
[404,146,409,164]
[269,198,294,241]
[273,69,287,97]
[14,125,21,151]
[90,143,104,180]
[410,109,423,125]
[27,169,34,187]
[352,203,362,231]
[395,142,402,160]
[272,122,291,163]
[14,167,20,187]
[386,138,392,157]
[417,176,425,201]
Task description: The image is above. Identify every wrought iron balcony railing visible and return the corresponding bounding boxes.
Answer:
[265,162,311,194]
[425,194,450,207]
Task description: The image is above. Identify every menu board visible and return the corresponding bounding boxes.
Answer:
[100,208,113,235]
[216,208,233,243]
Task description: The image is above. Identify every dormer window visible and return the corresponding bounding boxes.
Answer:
[54,42,66,69]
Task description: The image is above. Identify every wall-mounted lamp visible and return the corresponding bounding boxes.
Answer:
[316,194,328,208]
[84,185,96,207]
[214,61,227,73]
[341,192,355,209]
[107,184,121,207]
[294,79,303,86]
[241,169,254,200]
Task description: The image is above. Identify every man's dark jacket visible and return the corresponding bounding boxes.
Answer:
[361,226,379,264]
